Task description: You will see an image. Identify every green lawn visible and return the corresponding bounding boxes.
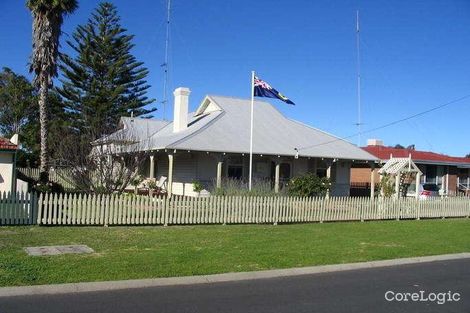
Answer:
[0,219,469,287]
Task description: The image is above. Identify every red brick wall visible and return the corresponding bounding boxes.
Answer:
[350,168,380,183]
[448,174,457,195]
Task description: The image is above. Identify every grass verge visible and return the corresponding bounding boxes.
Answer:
[0,219,469,287]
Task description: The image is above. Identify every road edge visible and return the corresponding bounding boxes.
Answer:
[1,252,469,297]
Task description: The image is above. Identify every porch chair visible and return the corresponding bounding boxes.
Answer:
[155,176,168,196]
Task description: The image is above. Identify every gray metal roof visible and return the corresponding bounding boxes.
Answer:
[121,95,376,161]
[100,117,170,144]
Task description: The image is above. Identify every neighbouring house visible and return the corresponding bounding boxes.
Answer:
[106,87,376,196]
[0,136,18,194]
[351,139,470,196]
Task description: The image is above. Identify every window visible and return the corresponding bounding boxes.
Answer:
[228,165,243,180]
[317,169,327,178]
[227,156,243,180]
[316,159,327,178]
[425,165,437,184]
[280,163,291,182]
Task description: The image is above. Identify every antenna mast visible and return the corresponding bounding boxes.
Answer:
[355,10,362,146]
[161,0,171,120]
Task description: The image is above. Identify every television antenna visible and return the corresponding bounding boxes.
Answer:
[161,0,171,120]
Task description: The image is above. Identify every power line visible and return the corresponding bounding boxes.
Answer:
[297,93,470,151]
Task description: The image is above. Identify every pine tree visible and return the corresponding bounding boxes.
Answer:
[58,2,155,138]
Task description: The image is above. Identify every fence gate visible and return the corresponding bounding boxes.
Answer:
[0,192,38,225]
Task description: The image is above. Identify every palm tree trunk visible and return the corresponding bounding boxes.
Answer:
[38,80,49,183]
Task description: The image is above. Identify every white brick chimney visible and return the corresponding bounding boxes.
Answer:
[173,87,191,133]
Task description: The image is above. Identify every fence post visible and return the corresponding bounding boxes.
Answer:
[103,194,110,227]
[163,196,169,226]
[416,198,420,220]
[222,196,229,225]
[360,199,365,222]
[319,197,324,223]
[273,196,279,225]
[32,192,38,225]
[395,198,400,221]
[441,198,446,219]
[36,193,43,225]
[467,198,470,219]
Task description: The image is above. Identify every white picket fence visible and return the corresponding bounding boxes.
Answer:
[0,192,38,225]
[34,193,470,226]
[17,167,76,190]
[1,192,469,226]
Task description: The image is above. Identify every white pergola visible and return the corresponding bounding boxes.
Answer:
[378,156,423,199]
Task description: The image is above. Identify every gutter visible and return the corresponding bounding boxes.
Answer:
[386,159,470,168]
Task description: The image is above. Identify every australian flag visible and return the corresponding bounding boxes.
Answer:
[253,76,295,105]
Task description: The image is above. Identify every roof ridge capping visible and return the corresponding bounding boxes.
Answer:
[364,145,470,164]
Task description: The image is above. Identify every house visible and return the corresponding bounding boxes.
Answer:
[109,87,376,196]
[0,136,18,194]
[351,139,470,196]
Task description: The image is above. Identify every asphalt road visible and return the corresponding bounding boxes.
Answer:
[1,259,469,313]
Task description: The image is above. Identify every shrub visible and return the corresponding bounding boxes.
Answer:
[33,181,64,194]
[145,178,158,190]
[287,173,331,197]
[378,174,395,198]
[192,180,204,193]
[210,178,281,196]
[130,174,144,187]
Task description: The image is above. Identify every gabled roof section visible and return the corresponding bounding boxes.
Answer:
[96,117,170,145]
[379,157,422,175]
[194,95,223,116]
[119,117,169,136]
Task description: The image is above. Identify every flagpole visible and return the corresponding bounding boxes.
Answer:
[249,70,255,191]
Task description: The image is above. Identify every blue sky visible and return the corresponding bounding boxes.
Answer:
[1,0,469,156]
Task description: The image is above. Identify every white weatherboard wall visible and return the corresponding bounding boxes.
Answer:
[154,153,210,197]
[0,153,14,193]
[139,152,353,197]
[292,158,308,176]
[196,153,217,182]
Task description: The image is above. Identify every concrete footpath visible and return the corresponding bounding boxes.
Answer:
[1,252,469,297]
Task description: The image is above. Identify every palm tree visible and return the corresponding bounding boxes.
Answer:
[26,0,78,184]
